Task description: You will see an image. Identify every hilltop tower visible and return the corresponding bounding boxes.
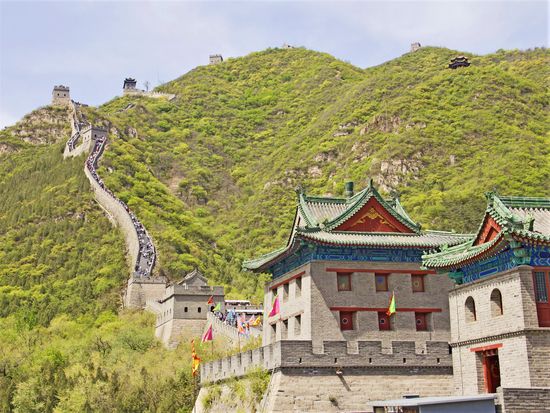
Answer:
[209,54,223,65]
[410,42,421,52]
[52,85,70,106]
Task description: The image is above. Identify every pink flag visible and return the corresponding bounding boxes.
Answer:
[268,295,280,317]
[202,324,213,342]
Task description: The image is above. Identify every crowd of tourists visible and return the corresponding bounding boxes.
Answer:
[84,134,156,278]
[212,308,262,331]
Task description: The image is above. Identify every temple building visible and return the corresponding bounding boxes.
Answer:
[449,56,470,69]
[244,181,472,349]
[153,268,224,348]
[422,193,550,408]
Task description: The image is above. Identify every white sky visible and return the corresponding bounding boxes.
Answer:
[0,0,548,128]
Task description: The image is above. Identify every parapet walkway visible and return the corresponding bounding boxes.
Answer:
[63,101,160,288]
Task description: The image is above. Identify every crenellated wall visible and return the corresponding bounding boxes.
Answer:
[200,339,451,384]
[197,339,453,412]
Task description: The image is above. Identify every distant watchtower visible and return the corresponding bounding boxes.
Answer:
[52,85,70,106]
[449,56,470,69]
[209,54,223,65]
[123,78,139,95]
[410,42,421,52]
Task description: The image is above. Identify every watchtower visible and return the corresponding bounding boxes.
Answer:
[52,85,70,106]
[449,56,470,69]
[154,268,225,348]
[209,54,223,65]
[410,42,421,52]
[123,78,140,95]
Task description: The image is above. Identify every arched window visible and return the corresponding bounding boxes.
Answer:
[490,289,503,316]
[198,307,202,313]
[465,296,476,322]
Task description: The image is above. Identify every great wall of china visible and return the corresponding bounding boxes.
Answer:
[62,99,166,308]
[60,93,250,349]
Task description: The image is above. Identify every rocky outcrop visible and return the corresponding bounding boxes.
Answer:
[8,106,70,145]
[375,157,422,193]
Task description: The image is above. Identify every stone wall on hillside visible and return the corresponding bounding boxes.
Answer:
[201,339,451,383]
[84,163,140,267]
[197,365,454,413]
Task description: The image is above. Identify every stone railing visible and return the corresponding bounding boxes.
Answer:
[206,311,262,344]
[200,340,452,384]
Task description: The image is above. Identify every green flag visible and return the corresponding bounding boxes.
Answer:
[386,291,396,316]
[213,302,221,312]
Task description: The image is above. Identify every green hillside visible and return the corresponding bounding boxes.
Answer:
[0,46,548,412]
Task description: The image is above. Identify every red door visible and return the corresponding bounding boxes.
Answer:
[415,313,427,331]
[378,312,391,331]
[482,350,501,393]
[340,311,354,331]
[533,269,550,327]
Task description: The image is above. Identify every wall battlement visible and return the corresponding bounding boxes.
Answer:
[201,339,451,383]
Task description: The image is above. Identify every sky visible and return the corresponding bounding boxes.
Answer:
[0,0,548,128]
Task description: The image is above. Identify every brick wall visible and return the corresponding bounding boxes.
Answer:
[200,339,451,384]
[264,259,453,350]
[264,263,312,345]
[197,366,453,413]
[448,265,550,394]
[498,387,550,413]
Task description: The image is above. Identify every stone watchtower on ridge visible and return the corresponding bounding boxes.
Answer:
[410,42,421,52]
[123,78,138,95]
[209,54,223,65]
[52,85,70,106]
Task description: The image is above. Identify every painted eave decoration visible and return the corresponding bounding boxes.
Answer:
[422,193,550,271]
[243,181,473,273]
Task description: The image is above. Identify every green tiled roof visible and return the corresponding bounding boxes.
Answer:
[299,181,421,233]
[422,193,550,270]
[243,182,474,272]
[297,229,472,248]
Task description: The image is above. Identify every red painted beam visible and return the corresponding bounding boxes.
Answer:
[470,343,503,353]
[325,268,436,275]
[270,271,306,290]
[329,306,442,313]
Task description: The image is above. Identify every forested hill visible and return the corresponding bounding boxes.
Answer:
[0,46,548,412]
[93,46,548,296]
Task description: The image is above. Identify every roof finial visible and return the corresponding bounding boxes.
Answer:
[368,178,374,189]
[295,184,305,196]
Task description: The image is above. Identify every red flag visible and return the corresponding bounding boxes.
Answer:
[202,324,213,342]
[268,295,280,317]
[207,296,214,305]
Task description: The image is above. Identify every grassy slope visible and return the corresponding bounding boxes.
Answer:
[95,46,549,297]
[0,46,548,412]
